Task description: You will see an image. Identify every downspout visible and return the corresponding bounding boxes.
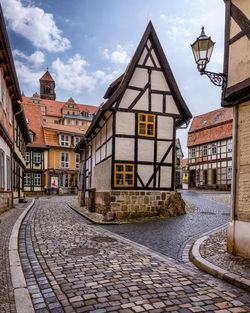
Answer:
[12,105,24,208]
[231,105,238,254]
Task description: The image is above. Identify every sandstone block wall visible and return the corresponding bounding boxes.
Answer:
[93,190,174,219]
[0,192,11,215]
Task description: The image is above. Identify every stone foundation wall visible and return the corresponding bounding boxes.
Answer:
[0,192,12,215]
[93,190,174,219]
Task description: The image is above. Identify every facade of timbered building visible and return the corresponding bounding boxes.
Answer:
[0,6,29,211]
[222,0,250,258]
[188,108,233,190]
[175,138,184,188]
[77,22,192,218]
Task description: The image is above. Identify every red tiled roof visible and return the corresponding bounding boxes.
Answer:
[40,71,54,81]
[22,96,98,117]
[44,129,59,147]
[189,107,233,133]
[22,103,46,148]
[183,158,188,167]
[187,122,232,147]
[43,122,87,135]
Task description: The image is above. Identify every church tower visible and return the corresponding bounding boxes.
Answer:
[39,70,56,100]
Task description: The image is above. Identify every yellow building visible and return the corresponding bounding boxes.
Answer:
[43,123,86,194]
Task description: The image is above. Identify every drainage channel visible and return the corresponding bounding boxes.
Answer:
[19,199,64,313]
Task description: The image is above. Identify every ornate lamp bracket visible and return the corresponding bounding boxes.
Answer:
[200,70,227,88]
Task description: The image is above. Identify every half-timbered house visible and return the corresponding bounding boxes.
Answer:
[187,108,233,190]
[77,22,192,218]
[222,0,250,258]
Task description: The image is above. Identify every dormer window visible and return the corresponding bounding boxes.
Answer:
[74,137,81,146]
[29,131,34,143]
[60,135,70,147]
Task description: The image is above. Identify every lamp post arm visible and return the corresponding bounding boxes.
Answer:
[200,70,227,88]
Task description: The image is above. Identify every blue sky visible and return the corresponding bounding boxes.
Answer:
[2,0,225,156]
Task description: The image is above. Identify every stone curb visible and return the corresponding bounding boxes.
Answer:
[9,198,35,313]
[190,235,250,292]
[68,204,128,225]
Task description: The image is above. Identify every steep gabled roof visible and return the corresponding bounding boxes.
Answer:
[40,70,55,82]
[189,107,233,133]
[22,103,47,148]
[86,21,192,139]
[187,108,233,147]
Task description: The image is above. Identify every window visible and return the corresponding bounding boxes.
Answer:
[75,120,78,125]
[67,119,70,125]
[212,143,217,154]
[61,152,69,168]
[6,156,10,189]
[228,139,232,152]
[34,173,41,186]
[43,118,46,122]
[75,153,80,169]
[227,167,232,179]
[202,145,208,156]
[74,137,81,146]
[0,69,2,104]
[33,152,41,164]
[29,131,34,143]
[59,174,63,187]
[26,152,30,163]
[212,169,217,184]
[24,173,31,186]
[114,163,134,187]
[196,169,200,183]
[60,135,70,147]
[54,120,59,124]
[191,148,195,158]
[3,79,6,112]
[81,121,84,126]
[65,173,69,187]
[138,113,155,137]
[0,150,5,189]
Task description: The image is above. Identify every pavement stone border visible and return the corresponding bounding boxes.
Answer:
[9,198,35,313]
[190,235,250,292]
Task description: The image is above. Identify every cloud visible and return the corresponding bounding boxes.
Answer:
[102,45,131,65]
[1,0,71,52]
[13,49,45,65]
[93,70,120,84]
[14,60,44,88]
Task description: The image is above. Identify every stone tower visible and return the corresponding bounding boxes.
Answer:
[39,70,56,100]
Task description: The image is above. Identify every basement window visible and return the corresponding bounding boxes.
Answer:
[114,163,134,187]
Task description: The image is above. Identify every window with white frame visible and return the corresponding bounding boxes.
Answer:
[3,79,6,112]
[0,149,5,189]
[212,143,217,154]
[6,156,10,189]
[65,173,69,187]
[228,139,232,152]
[191,147,195,158]
[75,153,80,169]
[34,173,41,186]
[61,152,69,168]
[24,173,31,186]
[227,167,232,179]
[202,145,208,156]
[60,135,70,147]
[33,152,41,164]
[74,137,81,146]
[26,151,30,163]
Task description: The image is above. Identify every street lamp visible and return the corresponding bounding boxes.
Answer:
[191,27,227,88]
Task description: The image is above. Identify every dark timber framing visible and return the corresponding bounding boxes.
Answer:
[77,21,192,192]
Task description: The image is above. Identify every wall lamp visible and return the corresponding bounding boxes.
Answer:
[191,27,227,88]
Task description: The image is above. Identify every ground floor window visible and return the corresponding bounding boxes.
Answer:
[0,149,5,189]
[24,173,31,186]
[227,167,232,179]
[203,170,208,185]
[212,169,217,184]
[114,163,134,187]
[34,173,41,186]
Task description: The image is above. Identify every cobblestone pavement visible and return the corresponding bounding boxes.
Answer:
[101,190,230,260]
[19,196,250,313]
[0,199,32,313]
[200,229,250,280]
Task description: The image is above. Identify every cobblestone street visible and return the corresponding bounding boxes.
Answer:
[18,196,250,313]
[101,190,231,260]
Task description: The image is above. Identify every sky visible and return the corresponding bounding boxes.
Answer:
[1,0,226,157]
